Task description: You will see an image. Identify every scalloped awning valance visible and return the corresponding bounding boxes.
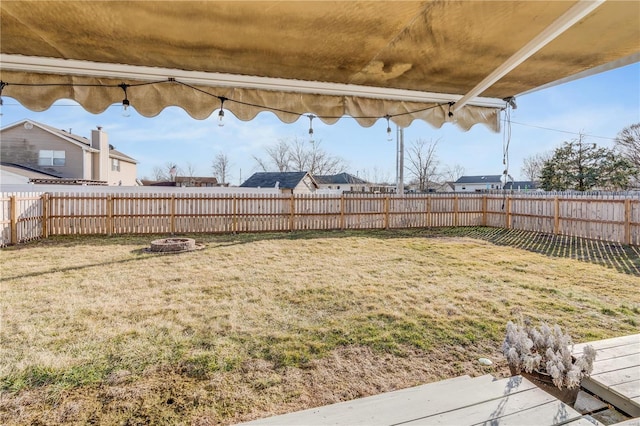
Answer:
[1,1,638,132]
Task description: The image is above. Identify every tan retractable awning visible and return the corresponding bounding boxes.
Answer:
[1,1,639,131]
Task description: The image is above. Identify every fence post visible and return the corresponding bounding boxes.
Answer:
[554,196,560,235]
[170,195,176,234]
[106,195,113,236]
[340,195,345,230]
[40,192,49,238]
[232,195,238,233]
[454,194,459,227]
[426,196,431,227]
[505,196,512,229]
[482,195,487,227]
[10,195,17,245]
[384,196,390,230]
[289,195,295,231]
[624,199,631,245]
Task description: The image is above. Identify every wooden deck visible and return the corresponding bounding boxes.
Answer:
[241,374,594,425]
[573,334,640,418]
[241,334,640,425]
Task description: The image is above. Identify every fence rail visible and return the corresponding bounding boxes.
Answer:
[1,191,638,247]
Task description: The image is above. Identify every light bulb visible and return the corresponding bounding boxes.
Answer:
[385,115,393,141]
[122,99,131,117]
[218,109,225,127]
[307,114,315,143]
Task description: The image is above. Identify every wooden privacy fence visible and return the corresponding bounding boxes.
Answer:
[1,191,639,246]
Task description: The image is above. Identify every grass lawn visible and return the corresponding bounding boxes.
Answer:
[1,228,638,425]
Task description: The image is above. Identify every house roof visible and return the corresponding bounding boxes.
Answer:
[314,173,370,185]
[1,119,97,151]
[240,172,316,189]
[1,2,638,132]
[0,162,62,179]
[109,148,137,164]
[1,119,137,163]
[455,175,503,184]
[175,176,219,184]
[504,181,539,190]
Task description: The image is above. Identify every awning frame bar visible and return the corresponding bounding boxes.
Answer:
[0,53,506,109]
[453,0,606,112]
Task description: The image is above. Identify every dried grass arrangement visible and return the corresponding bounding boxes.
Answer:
[503,320,596,390]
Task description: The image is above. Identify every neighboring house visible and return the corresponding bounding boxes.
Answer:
[175,176,227,187]
[504,181,539,191]
[454,175,503,192]
[314,172,372,193]
[240,171,318,194]
[140,176,228,187]
[0,119,138,186]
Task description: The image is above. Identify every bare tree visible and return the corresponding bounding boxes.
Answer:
[288,137,310,172]
[184,162,198,178]
[153,162,179,181]
[405,138,440,191]
[360,166,392,184]
[254,137,347,175]
[615,123,640,171]
[521,152,552,183]
[212,152,231,184]
[441,163,465,183]
[253,139,291,172]
[303,140,347,175]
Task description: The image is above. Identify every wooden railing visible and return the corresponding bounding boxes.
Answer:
[1,191,638,246]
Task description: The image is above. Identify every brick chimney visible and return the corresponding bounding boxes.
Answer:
[91,126,109,182]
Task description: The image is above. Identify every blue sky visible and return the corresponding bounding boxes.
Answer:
[1,62,639,185]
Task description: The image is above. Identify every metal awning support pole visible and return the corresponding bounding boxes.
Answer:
[452,0,606,112]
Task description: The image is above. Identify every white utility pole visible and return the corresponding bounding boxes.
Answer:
[396,126,404,194]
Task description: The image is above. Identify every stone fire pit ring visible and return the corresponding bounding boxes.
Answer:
[146,237,204,254]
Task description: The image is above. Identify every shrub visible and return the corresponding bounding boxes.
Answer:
[502,320,596,389]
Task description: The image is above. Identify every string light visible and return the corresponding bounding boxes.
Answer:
[0,81,6,116]
[119,83,131,117]
[307,114,315,143]
[385,115,393,141]
[217,96,226,127]
[0,78,456,129]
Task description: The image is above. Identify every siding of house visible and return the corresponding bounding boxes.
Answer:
[454,182,502,192]
[83,150,93,180]
[0,125,85,178]
[295,174,318,194]
[109,159,138,186]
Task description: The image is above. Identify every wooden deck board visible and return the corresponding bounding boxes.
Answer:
[610,380,640,399]
[575,343,639,361]
[241,376,582,426]
[590,353,640,374]
[590,367,639,385]
[401,388,576,425]
[563,417,605,426]
[469,400,581,426]
[574,334,640,417]
[573,334,640,353]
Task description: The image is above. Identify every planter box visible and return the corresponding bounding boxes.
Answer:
[510,366,580,405]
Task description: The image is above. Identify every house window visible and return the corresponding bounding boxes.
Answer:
[111,158,120,172]
[38,150,65,166]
